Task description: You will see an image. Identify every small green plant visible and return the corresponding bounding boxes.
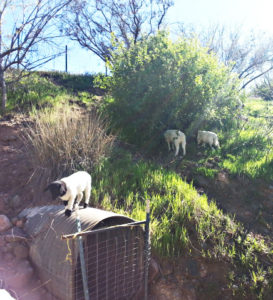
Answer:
[196,166,218,178]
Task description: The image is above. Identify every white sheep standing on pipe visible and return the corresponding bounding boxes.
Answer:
[197,130,220,148]
[164,129,186,156]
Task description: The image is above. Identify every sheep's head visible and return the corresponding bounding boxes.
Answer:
[44,181,67,200]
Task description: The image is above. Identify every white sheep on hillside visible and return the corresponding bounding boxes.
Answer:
[197,130,220,148]
[164,129,186,156]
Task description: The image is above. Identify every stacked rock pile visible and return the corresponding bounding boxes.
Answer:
[0,214,57,300]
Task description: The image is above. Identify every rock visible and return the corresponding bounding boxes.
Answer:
[13,243,29,259]
[8,260,34,288]
[0,198,6,212]
[161,260,173,276]
[10,195,22,209]
[0,236,5,247]
[195,176,210,188]
[4,252,14,262]
[11,217,18,226]
[0,215,12,232]
[15,219,24,228]
[185,259,199,278]
[4,226,28,243]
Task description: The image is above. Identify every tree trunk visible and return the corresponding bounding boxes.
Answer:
[0,13,6,112]
[0,68,7,112]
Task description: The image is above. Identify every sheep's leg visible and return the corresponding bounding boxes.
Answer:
[83,186,91,208]
[214,138,220,148]
[65,195,76,217]
[182,142,186,156]
[74,192,83,210]
[174,139,180,156]
[167,141,171,151]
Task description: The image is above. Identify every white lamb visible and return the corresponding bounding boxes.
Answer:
[164,129,186,156]
[44,171,92,217]
[197,130,220,148]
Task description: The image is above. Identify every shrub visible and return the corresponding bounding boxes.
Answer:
[104,31,242,152]
[254,80,273,101]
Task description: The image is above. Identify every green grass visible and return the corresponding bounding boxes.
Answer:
[3,71,101,113]
[245,97,273,121]
[191,97,273,181]
[218,121,273,180]
[37,71,96,92]
[5,72,66,112]
[91,150,273,298]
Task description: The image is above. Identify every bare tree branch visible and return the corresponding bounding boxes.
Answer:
[177,23,273,89]
[0,0,72,111]
[60,0,174,62]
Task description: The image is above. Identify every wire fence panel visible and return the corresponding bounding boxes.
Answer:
[71,225,145,300]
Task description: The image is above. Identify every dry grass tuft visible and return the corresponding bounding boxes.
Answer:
[23,104,115,184]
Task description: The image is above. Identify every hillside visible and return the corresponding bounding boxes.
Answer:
[0,72,272,299]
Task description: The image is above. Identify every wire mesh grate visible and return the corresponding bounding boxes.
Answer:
[72,225,145,300]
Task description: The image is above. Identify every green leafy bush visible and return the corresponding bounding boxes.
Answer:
[105,31,241,152]
[254,80,273,101]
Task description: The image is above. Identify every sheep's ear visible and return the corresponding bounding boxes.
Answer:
[59,182,67,196]
[44,181,58,193]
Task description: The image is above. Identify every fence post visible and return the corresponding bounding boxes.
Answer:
[144,199,151,300]
[65,45,68,73]
[76,210,90,300]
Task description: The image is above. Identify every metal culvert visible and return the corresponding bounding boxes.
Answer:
[19,206,145,300]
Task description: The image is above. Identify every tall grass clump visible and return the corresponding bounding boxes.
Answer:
[24,104,115,183]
